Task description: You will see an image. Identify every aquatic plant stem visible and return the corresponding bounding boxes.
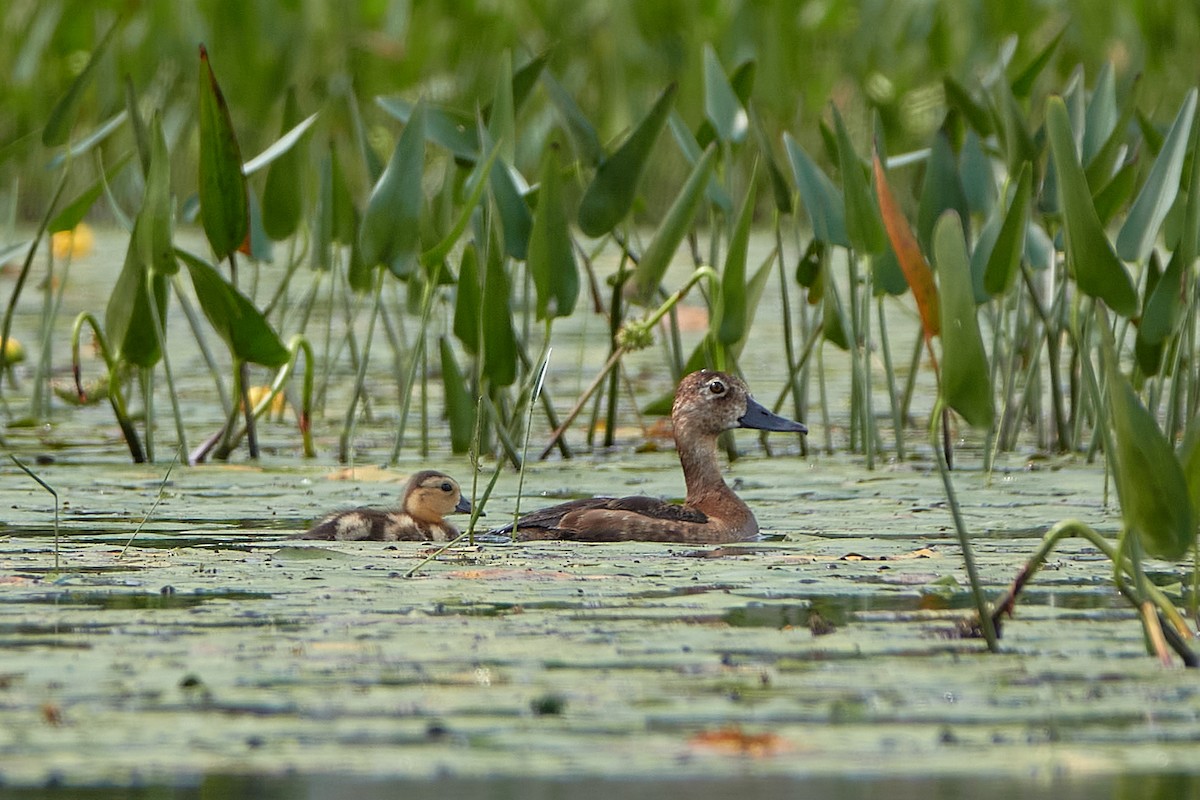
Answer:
[71,312,145,462]
[930,398,998,652]
[984,519,1195,666]
[10,455,59,572]
[340,268,385,463]
[119,455,177,557]
[512,346,551,532]
[390,264,442,462]
[0,172,67,398]
[147,275,189,462]
[538,266,717,459]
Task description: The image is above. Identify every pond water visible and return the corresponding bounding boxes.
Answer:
[1,229,1197,793]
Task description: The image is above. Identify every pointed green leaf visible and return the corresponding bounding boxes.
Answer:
[628,145,717,305]
[541,69,603,166]
[453,244,481,355]
[177,250,289,368]
[784,133,849,247]
[916,130,970,255]
[959,131,996,217]
[359,100,425,271]
[872,244,908,297]
[421,143,501,267]
[440,337,476,454]
[105,240,168,368]
[376,97,480,162]
[1046,96,1137,317]
[1010,26,1065,98]
[751,105,792,214]
[1098,308,1193,560]
[198,45,249,260]
[488,52,516,164]
[488,154,533,261]
[716,172,756,345]
[511,52,548,113]
[943,76,993,137]
[702,44,748,144]
[49,152,134,234]
[260,93,311,242]
[578,83,677,237]
[481,245,517,387]
[1140,248,1186,346]
[43,21,120,147]
[528,142,578,321]
[934,212,993,428]
[668,111,732,213]
[1116,88,1197,263]
[982,162,1031,296]
[1177,415,1200,526]
[1082,62,1118,165]
[135,113,177,277]
[124,77,151,177]
[832,106,885,254]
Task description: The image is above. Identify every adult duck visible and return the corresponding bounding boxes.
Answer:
[493,370,806,543]
[301,470,471,541]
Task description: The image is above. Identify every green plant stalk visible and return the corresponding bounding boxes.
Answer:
[341,268,385,463]
[71,312,145,462]
[390,264,442,463]
[603,253,627,449]
[987,519,1194,664]
[858,254,877,467]
[512,342,551,532]
[0,172,68,398]
[899,329,922,427]
[774,214,806,441]
[221,335,316,457]
[119,454,177,557]
[538,266,718,459]
[227,251,260,460]
[10,455,59,572]
[931,397,998,651]
[146,275,188,462]
[140,366,155,462]
[31,248,68,419]
[877,296,905,460]
[171,275,231,416]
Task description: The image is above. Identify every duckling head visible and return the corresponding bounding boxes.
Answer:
[672,370,808,439]
[403,470,472,523]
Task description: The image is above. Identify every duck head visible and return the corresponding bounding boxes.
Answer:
[403,470,472,523]
[672,370,808,438]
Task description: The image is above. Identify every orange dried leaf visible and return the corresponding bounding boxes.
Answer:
[688,727,791,757]
[873,151,940,339]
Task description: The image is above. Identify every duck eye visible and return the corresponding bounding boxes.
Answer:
[708,380,726,395]
[441,482,453,492]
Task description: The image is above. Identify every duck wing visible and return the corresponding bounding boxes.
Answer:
[490,495,707,541]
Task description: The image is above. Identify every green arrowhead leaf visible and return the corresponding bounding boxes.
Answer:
[197,45,249,261]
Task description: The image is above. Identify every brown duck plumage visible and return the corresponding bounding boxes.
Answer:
[301,470,471,542]
[493,370,806,543]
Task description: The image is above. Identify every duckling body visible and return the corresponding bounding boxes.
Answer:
[302,470,471,542]
[494,370,806,544]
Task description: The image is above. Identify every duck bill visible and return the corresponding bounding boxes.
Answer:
[454,497,473,514]
[738,396,808,434]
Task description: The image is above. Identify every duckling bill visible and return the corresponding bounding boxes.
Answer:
[493,370,805,544]
[301,470,471,541]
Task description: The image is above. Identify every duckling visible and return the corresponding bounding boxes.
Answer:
[493,369,806,543]
[301,470,471,541]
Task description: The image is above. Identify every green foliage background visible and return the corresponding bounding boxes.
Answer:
[2,0,1198,218]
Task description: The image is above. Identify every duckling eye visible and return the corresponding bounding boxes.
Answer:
[440,482,453,493]
[708,379,726,395]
